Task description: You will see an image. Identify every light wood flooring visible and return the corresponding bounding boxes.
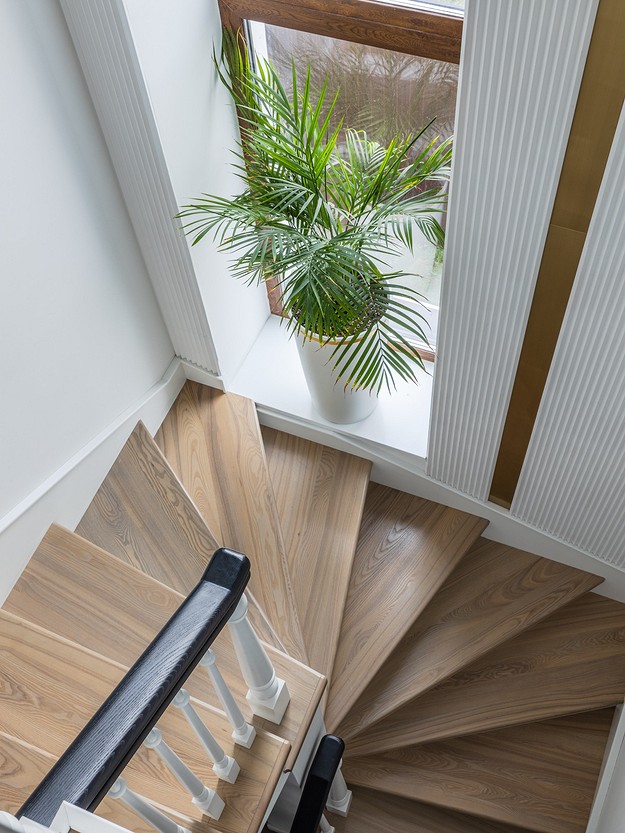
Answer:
[3,383,625,833]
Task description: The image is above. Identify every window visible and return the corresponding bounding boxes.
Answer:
[217,0,463,357]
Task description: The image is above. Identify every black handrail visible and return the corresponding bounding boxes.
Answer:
[289,735,345,833]
[18,547,250,827]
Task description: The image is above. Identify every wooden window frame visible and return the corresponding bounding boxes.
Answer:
[217,0,462,63]
[217,0,462,362]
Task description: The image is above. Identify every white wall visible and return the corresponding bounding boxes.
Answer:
[123,0,270,385]
[0,0,175,591]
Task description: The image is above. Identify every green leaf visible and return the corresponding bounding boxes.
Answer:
[180,27,451,390]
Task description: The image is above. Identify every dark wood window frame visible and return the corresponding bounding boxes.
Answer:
[217,0,462,63]
[217,0,463,362]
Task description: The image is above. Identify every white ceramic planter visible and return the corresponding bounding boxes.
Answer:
[295,333,378,424]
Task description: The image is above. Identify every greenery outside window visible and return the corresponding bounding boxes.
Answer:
[217,0,463,358]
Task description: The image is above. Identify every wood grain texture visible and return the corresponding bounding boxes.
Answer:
[77,421,219,595]
[330,785,538,833]
[155,383,307,662]
[0,732,164,833]
[76,421,277,649]
[346,593,625,756]
[18,544,249,827]
[5,525,324,774]
[5,524,185,668]
[325,483,487,730]
[337,538,602,740]
[261,427,371,681]
[343,710,615,833]
[219,0,462,62]
[0,732,57,815]
[0,610,289,833]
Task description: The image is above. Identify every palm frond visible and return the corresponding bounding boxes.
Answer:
[178,28,452,391]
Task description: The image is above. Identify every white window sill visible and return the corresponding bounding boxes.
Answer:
[229,315,433,462]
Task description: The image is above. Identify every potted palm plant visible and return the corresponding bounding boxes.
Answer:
[178,33,452,423]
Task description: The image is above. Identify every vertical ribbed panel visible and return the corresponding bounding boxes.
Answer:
[59,0,220,373]
[512,102,625,567]
[427,0,598,498]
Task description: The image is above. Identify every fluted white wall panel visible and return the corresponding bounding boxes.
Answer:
[59,0,220,373]
[427,0,598,498]
[512,101,625,567]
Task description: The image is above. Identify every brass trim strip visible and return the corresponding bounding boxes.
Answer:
[489,0,625,508]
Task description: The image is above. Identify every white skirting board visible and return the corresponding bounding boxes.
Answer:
[0,358,188,605]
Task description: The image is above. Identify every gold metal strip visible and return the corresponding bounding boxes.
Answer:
[489,0,625,508]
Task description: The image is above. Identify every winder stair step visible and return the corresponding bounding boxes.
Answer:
[337,537,602,742]
[342,710,615,833]
[331,785,538,833]
[261,426,371,683]
[3,523,325,774]
[76,420,276,649]
[155,381,306,661]
[325,482,488,731]
[344,591,625,756]
[0,609,288,833]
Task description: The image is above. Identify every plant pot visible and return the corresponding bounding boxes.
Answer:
[296,332,379,424]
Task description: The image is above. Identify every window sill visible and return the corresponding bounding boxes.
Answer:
[229,315,433,462]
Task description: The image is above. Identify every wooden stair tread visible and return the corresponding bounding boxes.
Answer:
[0,732,56,815]
[343,710,615,833]
[331,786,537,833]
[326,483,488,730]
[76,421,276,649]
[346,592,625,756]
[77,421,219,588]
[338,538,602,740]
[0,610,289,833]
[0,731,166,833]
[155,382,306,661]
[4,524,182,668]
[4,524,325,773]
[261,426,371,682]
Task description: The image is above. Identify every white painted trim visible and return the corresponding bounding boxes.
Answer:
[58,0,219,373]
[0,359,186,605]
[428,0,599,498]
[19,803,134,833]
[49,803,132,833]
[512,100,625,570]
[179,360,225,390]
[229,315,433,461]
[586,703,625,833]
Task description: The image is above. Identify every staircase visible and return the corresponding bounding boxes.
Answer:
[2,379,625,833]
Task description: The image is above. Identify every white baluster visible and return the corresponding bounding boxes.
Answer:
[227,594,290,723]
[199,649,256,747]
[172,689,240,783]
[319,815,335,833]
[325,765,352,816]
[143,728,224,820]
[0,813,25,833]
[109,777,191,833]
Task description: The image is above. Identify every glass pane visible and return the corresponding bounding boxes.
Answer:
[417,0,465,10]
[249,23,458,348]
[376,0,464,10]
